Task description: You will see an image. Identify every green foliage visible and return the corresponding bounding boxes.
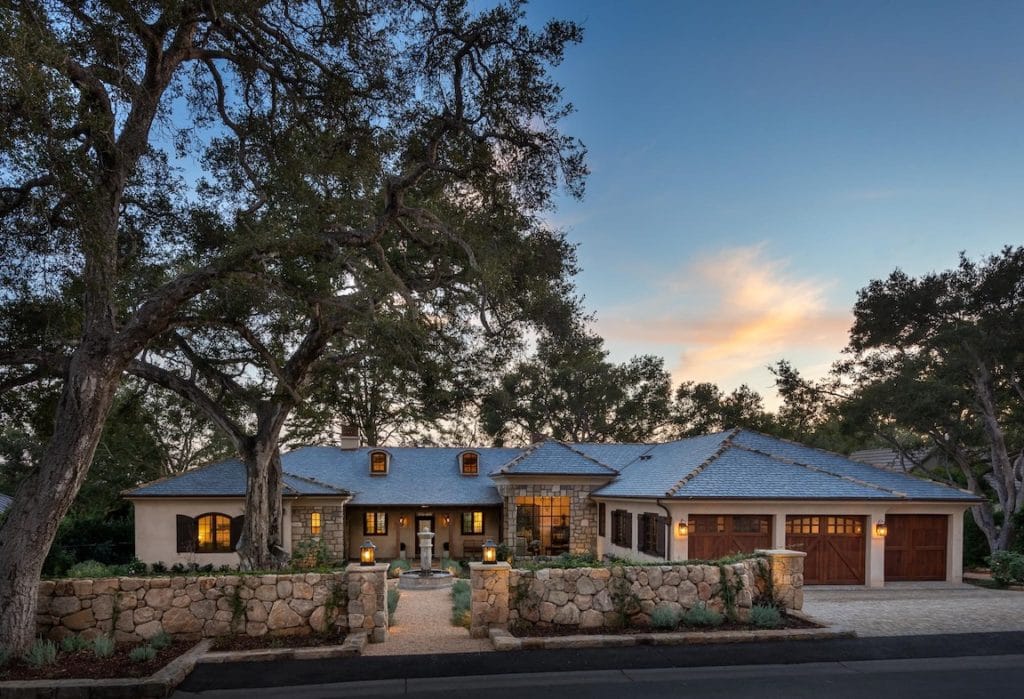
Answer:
[964,515,992,568]
[150,562,168,574]
[66,560,118,579]
[682,603,724,628]
[149,632,172,651]
[495,542,515,565]
[291,538,333,569]
[60,634,90,652]
[451,579,472,628]
[22,639,58,667]
[650,605,680,630]
[129,645,157,663]
[988,551,1024,587]
[517,552,602,571]
[670,381,773,438]
[387,588,401,626]
[750,604,782,629]
[718,564,745,620]
[92,636,115,659]
[43,514,135,577]
[609,574,640,627]
[388,559,412,578]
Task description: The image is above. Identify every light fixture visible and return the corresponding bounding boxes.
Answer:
[875,521,888,538]
[482,538,497,564]
[398,515,408,527]
[359,540,377,566]
[676,521,689,537]
[443,514,451,527]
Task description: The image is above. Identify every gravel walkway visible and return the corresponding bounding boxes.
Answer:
[804,583,1024,637]
[362,583,492,656]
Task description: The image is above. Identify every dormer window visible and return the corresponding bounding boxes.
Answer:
[369,450,389,475]
[460,451,479,476]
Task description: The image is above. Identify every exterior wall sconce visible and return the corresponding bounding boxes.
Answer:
[359,540,377,566]
[398,515,408,527]
[676,521,689,537]
[875,521,888,538]
[482,538,497,564]
[443,514,451,526]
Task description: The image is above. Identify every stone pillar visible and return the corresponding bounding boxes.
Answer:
[346,563,389,643]
[755,549,806,611]
[469,562,511,639]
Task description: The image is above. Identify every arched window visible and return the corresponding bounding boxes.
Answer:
[311,511,322,536]
[369,450,389,475]
[460,451,479,476]
[175,513,240,553]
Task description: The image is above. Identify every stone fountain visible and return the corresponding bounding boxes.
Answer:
[398,529,454,590]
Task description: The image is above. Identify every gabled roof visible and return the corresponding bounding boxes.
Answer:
[593,429,980,501]
[126,457,349,498]
[0,492,12,514]
[491,439,619,477]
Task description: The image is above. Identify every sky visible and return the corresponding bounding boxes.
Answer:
[521,0,1024,405]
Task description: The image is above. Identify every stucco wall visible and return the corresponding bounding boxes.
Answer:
[130,498,263,567]
[345,505,502,561]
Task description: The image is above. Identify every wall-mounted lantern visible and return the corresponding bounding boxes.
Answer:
[442,514,451,527]
[360,540,377,566]
[676,521,689,537]
[482,538,497,564]
[874,521,888,538]
[398,515,408,527]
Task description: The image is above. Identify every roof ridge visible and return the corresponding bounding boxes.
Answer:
[665,428,740,496]
[730,441,909,497]
[491,442,540,475]
[554,440,620,474]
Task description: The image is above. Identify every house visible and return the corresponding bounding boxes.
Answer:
[0,492,11,515]
[125,428,979,587]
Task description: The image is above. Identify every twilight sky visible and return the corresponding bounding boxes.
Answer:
[522,0,1024,404]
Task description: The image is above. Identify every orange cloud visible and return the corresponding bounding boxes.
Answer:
[596,245,852,400]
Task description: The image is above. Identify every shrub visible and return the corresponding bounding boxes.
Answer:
[387,588,401,625]
[150,561,167,574]
[124,557,148,576]
[682,603,723,628]
[750,604,782,629]
[388,559,411,578]
[129,645,157,663]
[451,579,471,629]
[291,538,333,569]
[92,635,115,658]
[650,605,680,630]
[149,632,172,650]
[170,563,186,574]
[61,634,91,652]
[23,639,58,667]
[67,560,115,578]
[440,558,461,577]
[989,550,1024,587]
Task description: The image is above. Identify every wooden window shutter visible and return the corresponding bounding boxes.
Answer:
[624,511,633,547]
[176,515,196,553]
[656,516,668,558]
[598,503,606,537]
[230,515,245,550]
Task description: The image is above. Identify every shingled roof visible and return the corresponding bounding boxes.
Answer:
[491,439,620,477]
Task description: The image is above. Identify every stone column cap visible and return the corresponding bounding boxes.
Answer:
[755,548,807,558]
[469,562,512,571]
[352,563,391,573]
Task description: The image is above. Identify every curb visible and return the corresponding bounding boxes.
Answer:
[488,622,856,651]
[198,631,366,664]
[0,638,211,699]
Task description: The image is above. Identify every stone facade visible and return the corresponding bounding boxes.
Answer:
[35,568,391,644]
[469,562,511,638]
[496,481,603,556]
[291,504,346,561]
[470,552,805,634]
[346,563,389,643]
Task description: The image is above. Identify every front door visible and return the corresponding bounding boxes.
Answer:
[415,515,435,557]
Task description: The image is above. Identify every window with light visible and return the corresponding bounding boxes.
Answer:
[461,511,484,535]
[369,451,388,474]
[364,511,388,535]
[460,452,479,475]
[311,511,322,536]
[196,513,233,553]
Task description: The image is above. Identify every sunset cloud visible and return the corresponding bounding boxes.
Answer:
[596,245,852,402]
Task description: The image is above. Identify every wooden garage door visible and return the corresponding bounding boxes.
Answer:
[785,516,866,585]
[885,515,947,581]
[689,515,771,560]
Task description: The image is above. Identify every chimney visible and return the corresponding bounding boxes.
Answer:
[530,431,546,444]
[339,424,363,450]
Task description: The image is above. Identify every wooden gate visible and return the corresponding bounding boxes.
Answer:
[785,515,866,585]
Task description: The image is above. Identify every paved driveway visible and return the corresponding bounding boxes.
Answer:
[803,583,1024,637]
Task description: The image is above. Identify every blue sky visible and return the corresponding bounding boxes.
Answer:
[522,0,1024,403]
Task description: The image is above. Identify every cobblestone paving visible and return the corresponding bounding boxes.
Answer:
[803,583,1024,637]
[362,582,492,656]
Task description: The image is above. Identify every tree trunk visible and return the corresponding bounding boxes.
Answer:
[0,353,120,652]
[238,440,288,570]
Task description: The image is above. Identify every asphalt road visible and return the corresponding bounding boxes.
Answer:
[177,630,1024,694]
[176,654,1024,698]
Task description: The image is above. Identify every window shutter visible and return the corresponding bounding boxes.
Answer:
[624,512,633,548]
[656,516,668,558]
[176,515,196,553]
[230,515,245,550]
[598,503,606,537]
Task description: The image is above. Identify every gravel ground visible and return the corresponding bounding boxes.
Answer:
[362,583,492,656]
[804,582,1024,637]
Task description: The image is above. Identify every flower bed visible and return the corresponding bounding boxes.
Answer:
[210,631,346,652]
[0,638,194,682]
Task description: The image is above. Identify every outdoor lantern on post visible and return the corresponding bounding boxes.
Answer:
[875,521,888,538]
[360,540,377,566]
[482,538,497,564]
[676,521,689,537]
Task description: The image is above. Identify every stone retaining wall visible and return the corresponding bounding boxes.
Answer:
[36,567,390,644]
[470,551,805,635]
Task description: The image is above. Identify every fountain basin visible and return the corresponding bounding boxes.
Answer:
[398,569,454,590]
